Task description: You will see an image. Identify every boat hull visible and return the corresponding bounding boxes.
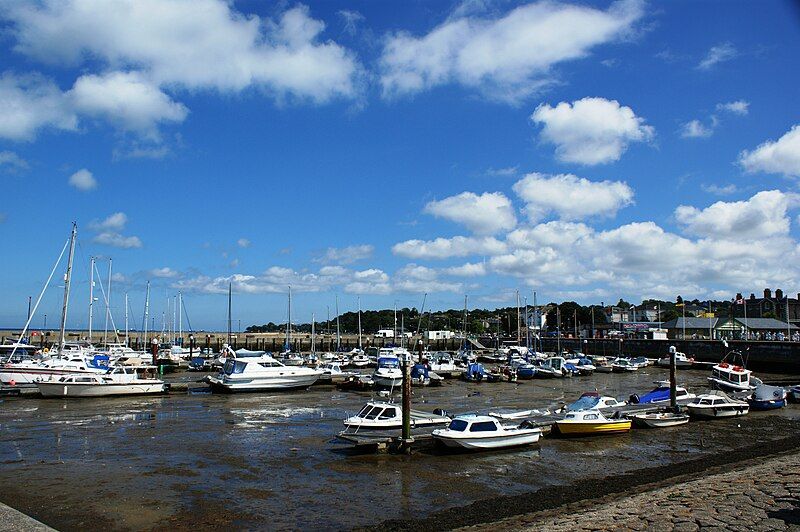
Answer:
[433,431,541,450]
[747,399,785,411]
[36,382,166,397]
[206,373,320,393]
[555,421,632,435]
[707,377,754,392]
[686,405,749,418]
[0,366,107,385]
[632,414,690,428]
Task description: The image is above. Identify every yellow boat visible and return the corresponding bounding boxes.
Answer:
[555,409,632,436]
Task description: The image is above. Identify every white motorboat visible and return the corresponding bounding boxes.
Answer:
[342,401,450,430]
[1,352,111,385]
[686,392,749,419]
[372,348,408,388]
[632,412,690,428]
[655,352,695,368]
[36,366,166,397]
[427,352,460,374]
[629,357,651,368]
[281,353,305,366]
[350,353,370,367]
[317,362,357,383]
[206,354,321,392]
[612,358,638,373]
[708,360,755,392]
[432,415,541,450]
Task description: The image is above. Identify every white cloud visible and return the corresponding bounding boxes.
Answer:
[379,0,643,102]
[150,267,179,278]
[5,1,361,103]
[92,232,143,249]
[738,125,800,178]
[90,212,127,231]
[0,151,29,172]
[70,71,188,137]
[701,183,738,196]
[317,244,374,264]
[513,172,634,222]
[392,235,507,259]
[716,100,749,115]
[680,119,713,139]
[444,262,487,277]
[237,238,251,248]
[338,10,364,36]
[485,166,518,177]
[0,72,77,141]
[531,97,654,164]
[675,190,794,240]
[423,191,516,234]
[68,168,97,191]
[506,221,593,249]
[697,42,737,70]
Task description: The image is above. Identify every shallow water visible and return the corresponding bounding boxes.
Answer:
[1,367,798,530]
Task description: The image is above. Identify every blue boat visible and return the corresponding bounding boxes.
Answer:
[462,363,499,383]
[629,381,695,404]
[748,384,787,410]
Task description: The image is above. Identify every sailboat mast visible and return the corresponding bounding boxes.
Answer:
[287,285,292,352]
[463,295,468,351]
[58,222,77,352]
[124,292,129,346]
[103,258,112,345]
[357,296,362,350]
[311,312,316,355]
[88,256,95,343]
[143,281,150,347]
[516,289,521,345]
[227,282,232,344]
[178,292,182,345]
[533,290,538,351]
[335,294,340,351]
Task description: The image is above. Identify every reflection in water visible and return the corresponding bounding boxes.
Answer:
[0,367,797,529]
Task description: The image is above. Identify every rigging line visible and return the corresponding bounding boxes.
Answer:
[180,294,193,332]
[9,238,70,362]
[92,261,121,343]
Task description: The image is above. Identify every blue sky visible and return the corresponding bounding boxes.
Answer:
[1,0,799,330]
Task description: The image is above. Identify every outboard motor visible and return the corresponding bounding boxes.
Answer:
[629,393,640,404]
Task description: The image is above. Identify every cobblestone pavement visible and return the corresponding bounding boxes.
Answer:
[476,452,800,531]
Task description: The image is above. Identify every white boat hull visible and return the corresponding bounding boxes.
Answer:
[37,382,165,397]
[708,377,754,392]
[0,366,106,385]
[207,373,320,393]
[434,431,541,449]
[687,405,749,418]
[633,414,690,428]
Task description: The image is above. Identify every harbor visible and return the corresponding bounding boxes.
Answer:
[1,362,799,530]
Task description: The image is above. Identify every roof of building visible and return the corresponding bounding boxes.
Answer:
[727,317,798,330]
[662,317,719,329]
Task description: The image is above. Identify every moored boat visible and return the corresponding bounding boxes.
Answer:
[342,401,450,430]
[36,365,165,397]
[655,351,695,368]
[747,384,787,410]
[629,381,695,404]
[206,354,321,392]
[708,351,758,392]
[432,415,541,450]
[686,392,749,419]
[555,409,632,436]
[632,412,690,428]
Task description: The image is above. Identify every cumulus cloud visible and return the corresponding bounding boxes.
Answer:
[531,97,654,165]
[379,0,643,102]
[316,244,374,265]
[680,119,713,139]
[716,100,749,115]
[392,235,507,260]
[68,168,97,191]
[423,191,516,235]
[237,238,251,248]
[444,262,487,277]
[0,72,78,141]
[88,212,143,248]
[4,1,361,104]
[512,172,634,222]
[675,190,794,240]
[697,42,737,70]
[70,71,188,137]
[0,151,29,172]
[149,267,179,278]
[701,183,738,196]
[738,125,800,178]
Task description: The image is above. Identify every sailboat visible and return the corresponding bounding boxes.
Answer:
[1,224,111,385]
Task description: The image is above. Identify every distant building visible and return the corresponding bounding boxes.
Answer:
[662,317,719,339]
[424,330,454,340]
[716,317,798,340]
[604,306,630,323]
[732,288,800,327]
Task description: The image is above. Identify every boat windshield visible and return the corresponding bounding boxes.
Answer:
[567,395,600,411]
[224,360,248,375]
[378,357,399,368]
[448,419,469,431]
[469,421,497,432]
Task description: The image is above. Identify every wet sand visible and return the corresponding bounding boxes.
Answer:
[0,367,798,531]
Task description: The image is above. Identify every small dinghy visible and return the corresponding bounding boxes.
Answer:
[629,381,695,404]
[432,415,541,450]
[747,384,787,410]
[686,392,749,419]
[632,412,690,428]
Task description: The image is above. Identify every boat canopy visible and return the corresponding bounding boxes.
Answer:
[377,357,399,368]
[752,384,786,401]
[567,394,600,411]
[411,364,429,379]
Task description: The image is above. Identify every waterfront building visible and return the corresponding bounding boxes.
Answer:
[732,289,800,327]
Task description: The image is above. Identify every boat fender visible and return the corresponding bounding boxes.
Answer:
[629,394,640,404]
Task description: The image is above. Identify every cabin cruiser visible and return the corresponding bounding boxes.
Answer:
[36,365,166,397]
[708,361,756,392]
[427,352,460,375]
[747,384,787,410]
[0,339,40,361]
[1,352,110,385]
[432,415,541,450]
[373,352,404,388]
[629,381,695,404]
[342,401,449,430]
[350,353,370,367]
[569,357,596,376]
[213,345,266,367]
[317,362,356,383]
[655,352,695,368]
[686,392,749,418]
[555,409,632,436]
[538,356,572,378]
[206,354,321,392]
